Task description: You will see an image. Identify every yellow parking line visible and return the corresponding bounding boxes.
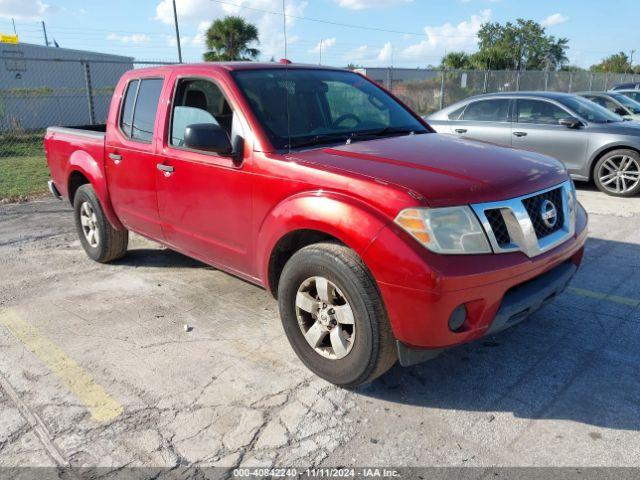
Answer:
[0,309,123,422]
[568,287,640,308]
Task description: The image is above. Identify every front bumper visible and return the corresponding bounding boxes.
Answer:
[362,202,588,355]
[396,260,577,366]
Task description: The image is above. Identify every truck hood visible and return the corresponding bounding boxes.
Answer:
[290,133,568,207]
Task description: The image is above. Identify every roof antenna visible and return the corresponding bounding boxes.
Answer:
[282,0,291,154]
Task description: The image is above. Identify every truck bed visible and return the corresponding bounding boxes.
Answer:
[47,124,107,138]
[44,125,107,201]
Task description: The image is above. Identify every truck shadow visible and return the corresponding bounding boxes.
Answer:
[359,236,640,431]
[113,248,208,269]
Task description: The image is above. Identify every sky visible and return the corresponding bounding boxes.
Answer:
[0,0,638,68]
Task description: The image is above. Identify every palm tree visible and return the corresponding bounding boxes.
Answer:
[203,16,260,62]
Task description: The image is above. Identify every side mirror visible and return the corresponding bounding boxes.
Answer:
[184,123,232,154]
[615,107,628,116]
[558,117,582,129]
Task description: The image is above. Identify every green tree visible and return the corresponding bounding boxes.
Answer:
[440,51,473,70]
[468,19,569,70]
[590,52,632,73]
[203,16,260,62]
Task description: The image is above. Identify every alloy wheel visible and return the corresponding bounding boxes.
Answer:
[80,201,100,248]
[295,276,356,360]
[597,155,640,194]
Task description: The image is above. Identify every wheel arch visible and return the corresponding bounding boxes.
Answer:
[66,150,124,230]
[257,193,390,297]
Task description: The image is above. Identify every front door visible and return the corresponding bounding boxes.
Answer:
[155,76,253,275]
[512,98,589,175]
[449,98,513,147]
[105,77,165,239]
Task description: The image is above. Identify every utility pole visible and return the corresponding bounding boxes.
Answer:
[11,18,16,35]
[172,0,183,63]
[319,39,323,65]
[41,21,50,47]
[630,50,636,74]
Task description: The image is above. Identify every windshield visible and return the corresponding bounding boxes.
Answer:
[232,69,428,149]
[610,93,640,113]
[557,96,624,123]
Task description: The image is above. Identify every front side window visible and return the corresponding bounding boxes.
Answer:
[585,95,619,113]
[610,93,640,114]
[232,69,427,150]
[170,78,238,148]
[462,99,510,122]
[516,99,568,125]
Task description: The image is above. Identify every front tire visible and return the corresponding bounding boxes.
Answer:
[593,149,640,197]
[277,243,396,387]
[74,184,128,263]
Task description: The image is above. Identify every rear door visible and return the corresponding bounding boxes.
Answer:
[105,77,165,239]
[512,98,589,174]
[448,98,513,147]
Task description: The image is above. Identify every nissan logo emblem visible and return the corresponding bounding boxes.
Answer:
[540,200,558,228]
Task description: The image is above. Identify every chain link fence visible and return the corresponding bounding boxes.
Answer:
[2,57,640,199]
[385,68,640,116]
[0,56,174,199]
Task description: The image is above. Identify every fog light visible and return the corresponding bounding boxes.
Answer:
[448,305,467,332]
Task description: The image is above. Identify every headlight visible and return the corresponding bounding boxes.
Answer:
[395,206,491,255]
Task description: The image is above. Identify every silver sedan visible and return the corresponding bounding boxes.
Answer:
[426,92,640,196]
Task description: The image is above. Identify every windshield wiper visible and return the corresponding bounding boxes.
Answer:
[286,133,350,149]
[346,127,421,144]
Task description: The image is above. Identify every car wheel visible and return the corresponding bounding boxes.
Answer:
[278,242,397,387]
[593,149,640,197]
[74,184,128,263]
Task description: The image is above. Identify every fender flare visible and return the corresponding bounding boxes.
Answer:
[255,192,390,288]
[66,150,124,230]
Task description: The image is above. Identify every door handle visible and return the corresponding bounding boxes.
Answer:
[454,128,468,134]
[156,163,174,176]
[513,131,528,137]
[109,153,122,164]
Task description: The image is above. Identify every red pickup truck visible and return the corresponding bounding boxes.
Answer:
[45,63,588,387]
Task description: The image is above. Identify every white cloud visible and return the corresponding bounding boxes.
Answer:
[401,9,491,61]
[309,37,336,54]
[541,13,568,27]
[155,0,307,59]
[0,0,48,20]
[107,33,151,44]
[344,41,394,65]
[335,0,411,10]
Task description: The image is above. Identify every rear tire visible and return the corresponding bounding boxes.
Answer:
[593,149,640,197]
[277,242,396,387]
[74,184,128,263]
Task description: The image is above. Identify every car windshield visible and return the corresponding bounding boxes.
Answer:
[232,68,428,150]
[557,96,624,123]
[610,93,640,113]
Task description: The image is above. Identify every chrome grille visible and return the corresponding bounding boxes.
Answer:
[471,181,576,258]
[484,209,511,246]
[521,187,564,239]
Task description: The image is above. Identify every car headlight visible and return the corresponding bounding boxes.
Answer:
[394,206,491,255]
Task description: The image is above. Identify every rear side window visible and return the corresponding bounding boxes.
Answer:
[132,79,164,142]
[462,99,510,122]
[120,80,138,138]
[119,78,164,142]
